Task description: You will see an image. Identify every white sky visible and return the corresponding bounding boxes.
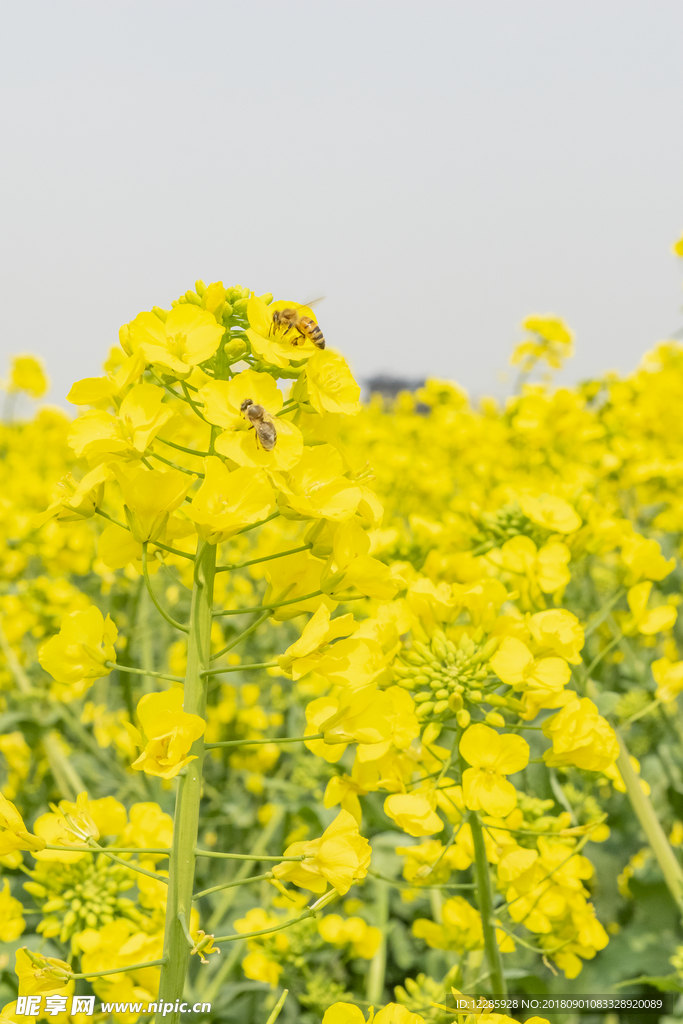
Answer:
[1,0,683,408]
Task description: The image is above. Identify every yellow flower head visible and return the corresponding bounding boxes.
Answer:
[527,608,584,664]
[8,355,49,398]
[652,657,683,702]
[383,791,444,837]
[277,444,363,522]
[246,295,321,368]
[542,698,619,772]
[130,689,206,779]
[186,456,275,544]
[68,382,175,463]
[33,463,111,527]
[114,463,193,542]
[459,723,529,817]
[199,369,303,471]
[15,948,72,994]
[39,606,117,694]
[624,581,677,635]
[278,603,357,676]
[621,535,675,584]
[296,349,361,416]
[518,495,581,534]
[0,793,46,855]
[124,305,224,378]
[272,809,371,894]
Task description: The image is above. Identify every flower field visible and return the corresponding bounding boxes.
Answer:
[2,258,683,1024]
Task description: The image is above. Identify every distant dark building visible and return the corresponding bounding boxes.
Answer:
[365,374,425,398]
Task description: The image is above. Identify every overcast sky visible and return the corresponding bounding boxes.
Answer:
[2,0,683,408]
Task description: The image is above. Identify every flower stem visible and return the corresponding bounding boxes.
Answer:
[365,876,389,1004]
[616,731,683,918]
[265,989,289,1024]
[204,732,322,750]
[469,809,507,995]
[192,871,273,901]
[156,539,216,1024]
[142,543,189,633]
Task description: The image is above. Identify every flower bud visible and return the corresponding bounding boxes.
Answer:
[185,290,202,306]
[422,722,442,745]
[448,692,463,713]
[414,692,433,704]
[224,338,247,360]
[435,689,449,700]
[416,701,435,719]
[434,700,450,715]
[485,711,506,728]
[456,709,471,729]
[468,690,483,702]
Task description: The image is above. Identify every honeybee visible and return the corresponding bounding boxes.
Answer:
[240,398,277,451]
[270,298,325,349]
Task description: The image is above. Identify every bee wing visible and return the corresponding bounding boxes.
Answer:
[300,296,326,311]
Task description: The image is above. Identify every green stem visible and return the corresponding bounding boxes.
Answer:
[195,850,306,861]
[469,809,506,995]
[211,589,324,617]
[148,450,204,477]
[204,732,322,750]
[215,544,312,573]
[210,609,272,661]
[365,877,389,1004]
[71,959,167,980]
[616,731,683,918]
[156,539,216,1024]
[158,436,210,458]
[201,661,277,677]
[87,840,168,883]
[265,990,289,1024]
[142,543,189,633]
[192,871,273,901]
[105,661,183,683]
[213,909,313,944]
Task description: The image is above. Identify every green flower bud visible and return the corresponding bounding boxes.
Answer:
[456,709,471,728]
[485,711,506,728]
[433,700,450,716]
[468,690,483,702]
[414,692,433,704]
[224,338,247,360]
[416,701,435,719]
[448,692,463,713]
[435,688,449,700]
[195,280,206,297]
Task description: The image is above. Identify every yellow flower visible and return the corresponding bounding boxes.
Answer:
[652,657,683,702]
[317,915,381,958]
[130,689,206,779]
[277,445,362,521]
[68,383,174,463]
[8,355,49,398]
[460,724,529,817]
[0,794,46,854]
[489,536,571,603]
[246,294,321,368]
[241,951,282,988]
[124,305,224,378]
[296,349,361,416]
[272,809,371,894]
[278,604,357,676]
[33,463,111,527]
[673,232,683,257]
[527,608,584,664]
[39,606,117,695]
[489,636,571,717]
[296,636,388,688]
[518,494,581,534]
[511,316,574,370]
[542,698,619,772]
[0,879,25,941]
[15,948,72,994]
[199,370,303,471]
[321,520,398,600]
[323,1005,371,1024]
[621,535,675,584]
[186,456,275,544]
[375,1006,426,1024]
[304,685,395,763]
[383,791,444,837]
[114,464,193,542]
[262,549,335,621]
[623,581,677,635]
[33,792,126,862]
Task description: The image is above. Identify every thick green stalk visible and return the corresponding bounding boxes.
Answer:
[616,731,683,918]
[156,540,216,1024]
[469,810,506,995]
[365,877,389,1004]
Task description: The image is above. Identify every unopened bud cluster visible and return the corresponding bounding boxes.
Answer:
[26,855,136,943]
[393,630,497,721]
